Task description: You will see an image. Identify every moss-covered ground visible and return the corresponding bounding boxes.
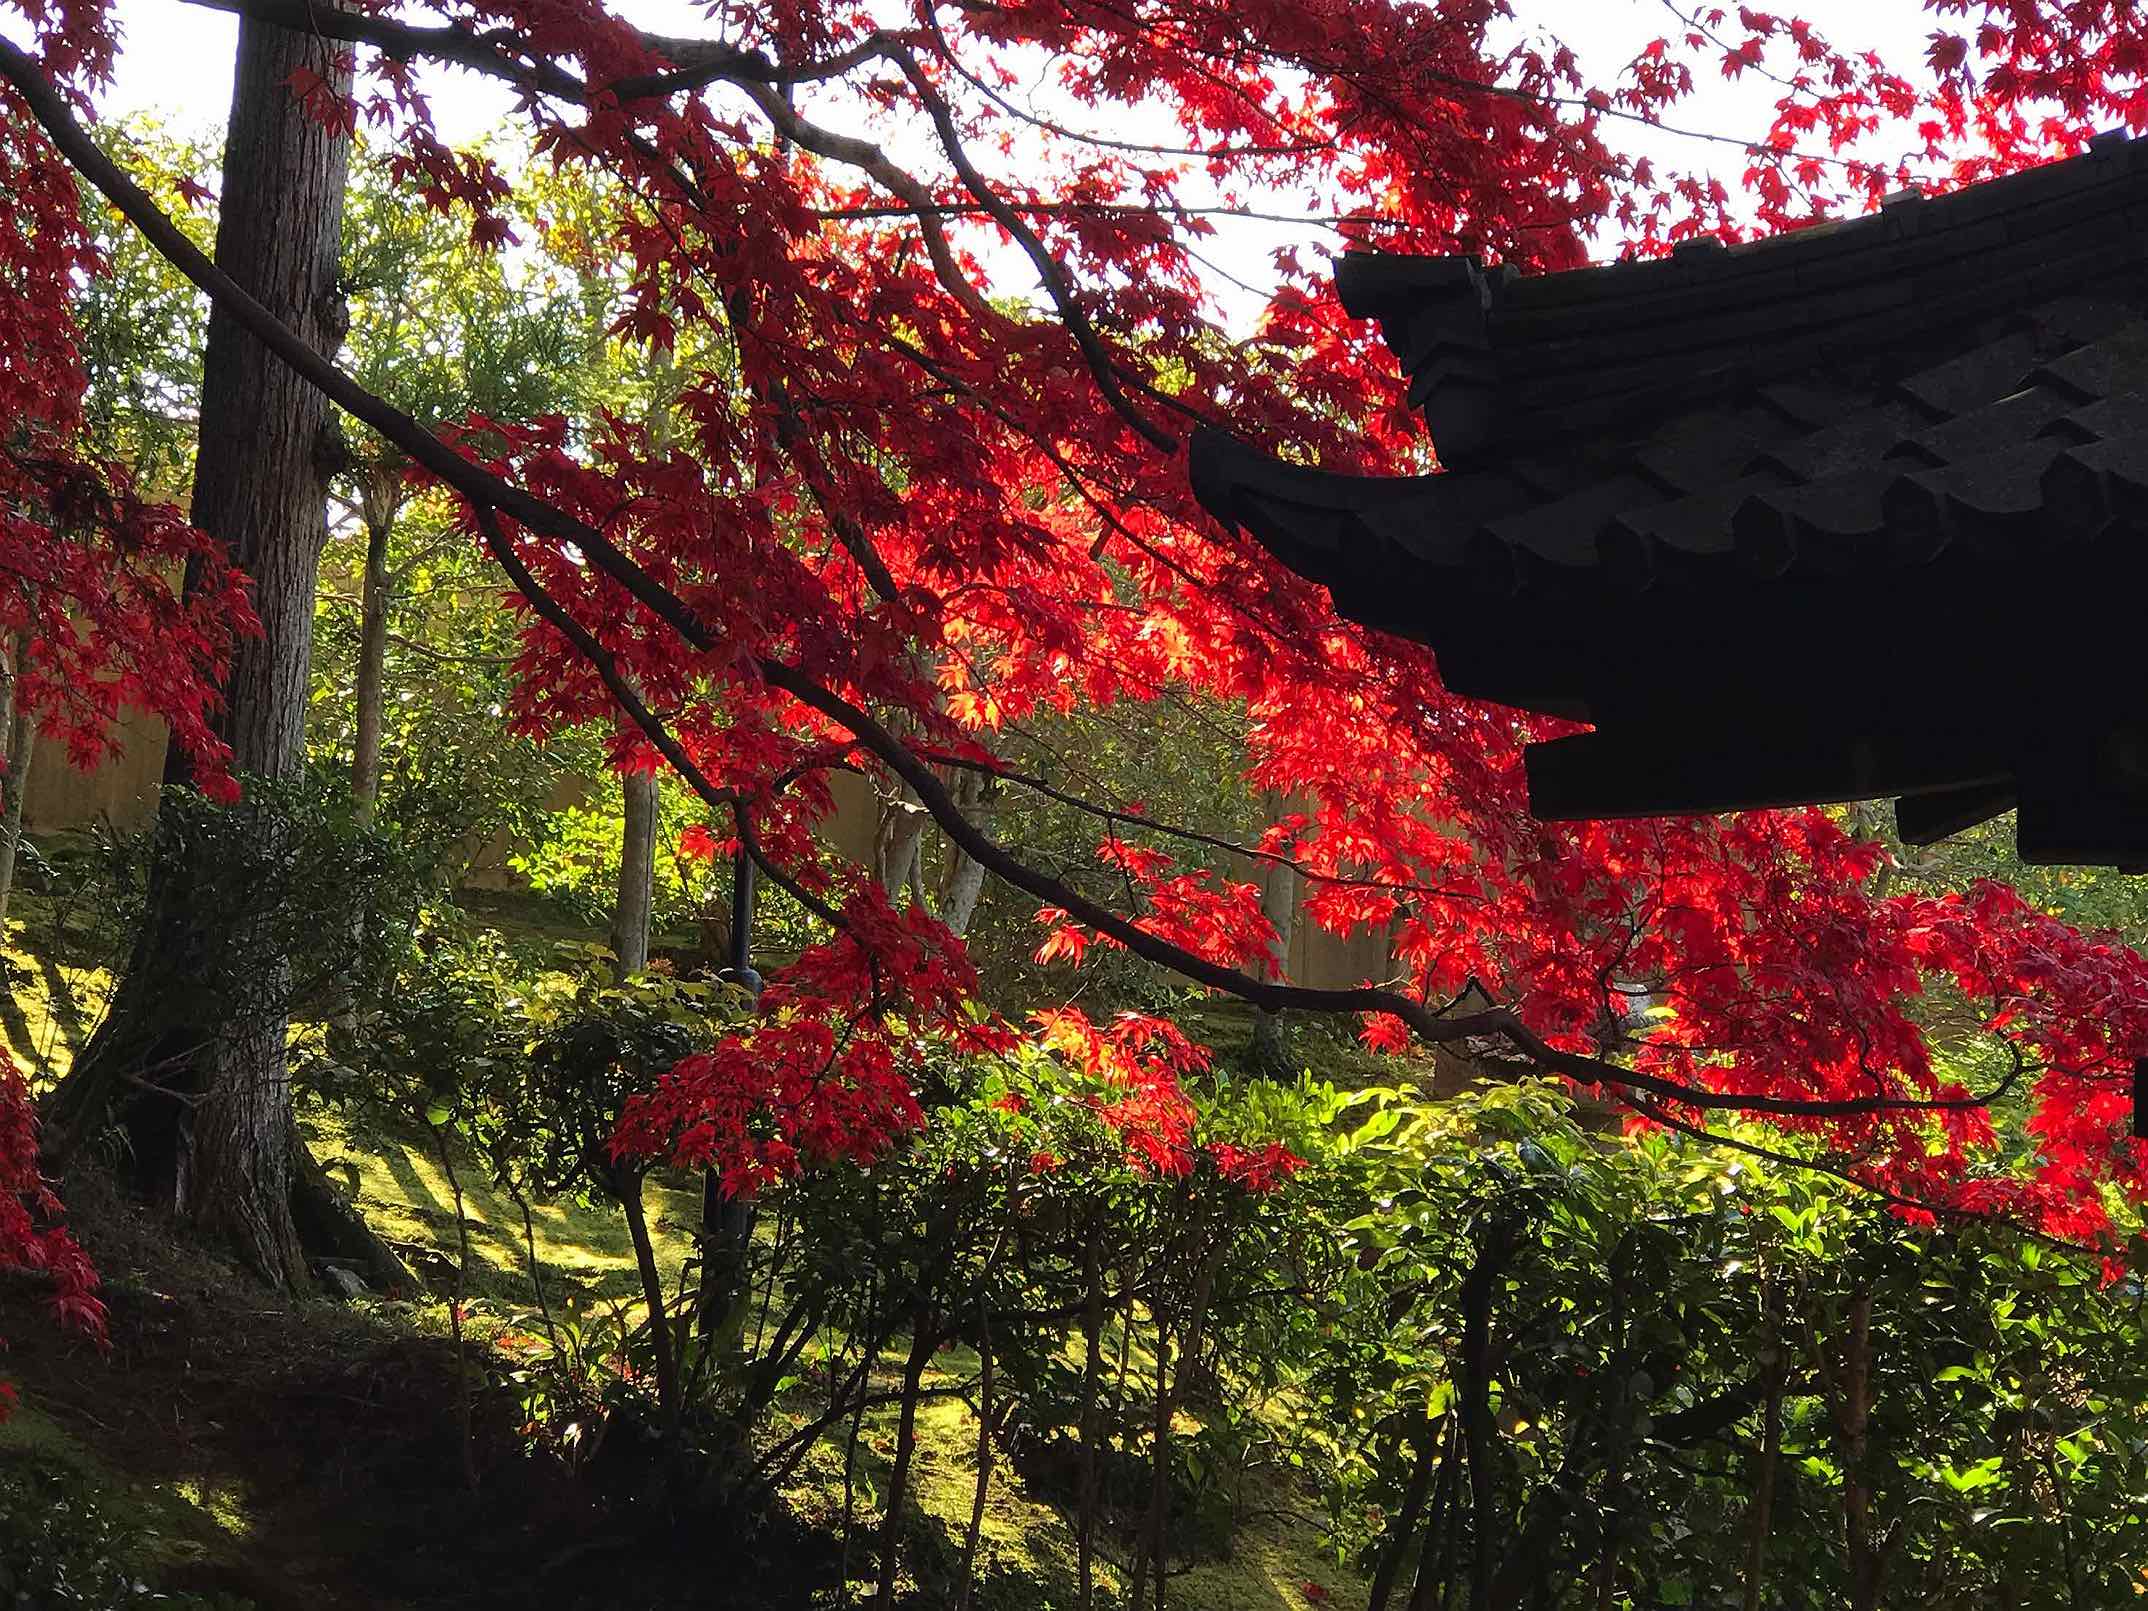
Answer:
[0,884,1363,1610]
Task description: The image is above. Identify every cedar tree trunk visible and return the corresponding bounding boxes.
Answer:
[41,16,351,1289]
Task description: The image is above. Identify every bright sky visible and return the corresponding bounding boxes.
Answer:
[90,0,1951,320]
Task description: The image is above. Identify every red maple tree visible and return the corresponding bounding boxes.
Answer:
[5,0,2148,1358]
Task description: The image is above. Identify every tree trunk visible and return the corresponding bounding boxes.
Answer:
[619,1167,683,1452]
[1460,1224,1514,1611]
[1404,1419,1460,1611]
[1743,1282,1783,1611]
[349,472,397,822]
[936,768,993,937]
[1821,1287,1889,1611]
[609,352,671,976]
[1368,1422,1440,1611]
[874,781,929,904]
[954,1299,995,1611]
[612,767,658,973]
[1248,793,1299,1072]
[40,14,351,1291]
[1076,1234,1107,1611]
[874,1313,937,1606]
[0,629,35,932]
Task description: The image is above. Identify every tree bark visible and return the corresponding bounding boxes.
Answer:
[40,14,351,1290]
[874,1312,937,1606]
[1743,1282,1783,1611]
[874,780,929,903]
[1821,1287,1889,1611]
[609,353,670,975]
[0,629,35,932]
[1460,1224,1514,1611]
[1248,793,1299,1072]
[1368,1422,1441,1611]
[954,1299,995,1611]
[936,768,993,937]
[611,767,658,973]
[1075,1233,1107,1611]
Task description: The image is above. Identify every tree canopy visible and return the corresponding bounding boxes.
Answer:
[10,0,2148,1340]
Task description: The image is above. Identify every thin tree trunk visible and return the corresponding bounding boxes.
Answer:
[1368,1421,1441,1611]
[349,475,396,822]
[607,352,675,977]
[1126,1318,1170,1611]
[1404,1418,1460,1611]
[874,1313,937,1606]
[619,1171,680,1432]
[1248,792,1299,1071]
[936,768,993,937]
[0,629,35,931]
[611,767,658,973]
[40,12,352,1292]
[1076,1235,1107,1611]
[1825,1288,1886,1611]
[954,1300,995,1611]
[431,1122,479,1492]
[1744,1281,1783,1611]
[874,782,929,903]
[1460,1225,1513,1611]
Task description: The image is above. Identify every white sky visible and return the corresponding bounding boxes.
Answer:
[88,0,1951,321]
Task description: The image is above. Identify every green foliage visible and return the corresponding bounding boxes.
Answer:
[1306,1079,2148,1607]
[0,1458,250,1609]
[75,116,216,491]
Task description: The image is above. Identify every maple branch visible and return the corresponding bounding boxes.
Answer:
[733,79,997,327]
[3,37,2021,1129]
[919,747,1484,906]
[886,39,1178,452]
[176,0,893,101]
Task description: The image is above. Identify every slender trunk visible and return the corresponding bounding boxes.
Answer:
[1248,792,1299,1071]
[954,1301,995,1611]
[41,12,351,1291]
[619,1169,682,1453]
[1155,1254,1216,1611]
[874,782,929,904]
[1076,1235,1107,1611]
[349,477,396,822]
[837,1284,877,1608]
[1369,1422,1441,1611]
[696,853,757,1359]
[1834,1288,1884,1611]
[431,1123,479,1491]
[874,1314,937,1606]
[1460,1226,1513,1611]
[1126,1319,1171,1611]
[1743,1281,1783,1611]
[608,348,672,977]
[611,767,658,973]
[939,845,987,936]
[0,629,35,931]
[1405,1418,1460,1611]
[936,768,993,937]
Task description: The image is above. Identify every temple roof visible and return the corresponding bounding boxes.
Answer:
[1191,129,2148,866]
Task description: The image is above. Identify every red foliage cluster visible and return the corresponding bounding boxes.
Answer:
[8,0,2148,1316]
[0,95,253,797]
[0,1048,105,1418]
